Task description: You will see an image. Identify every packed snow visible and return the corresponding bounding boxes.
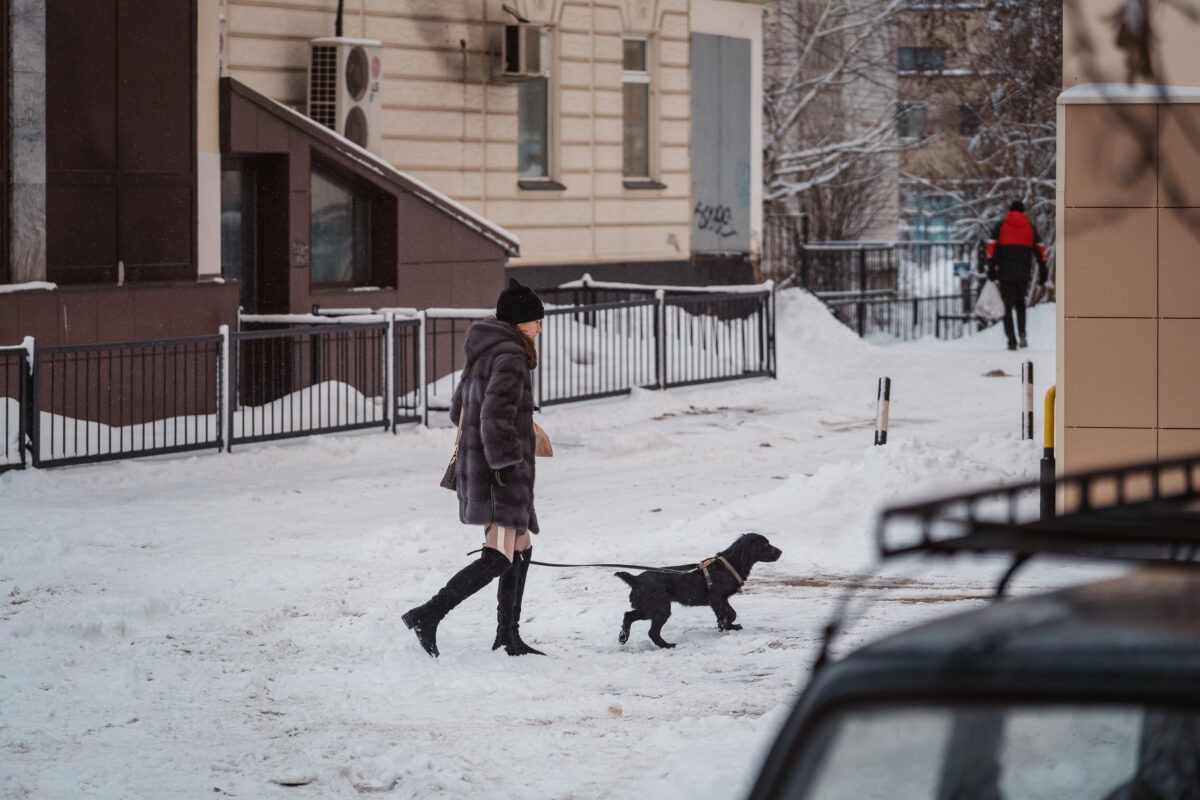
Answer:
[1,290,1107,799]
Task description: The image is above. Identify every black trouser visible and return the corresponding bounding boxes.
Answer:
[998,280,1028,345]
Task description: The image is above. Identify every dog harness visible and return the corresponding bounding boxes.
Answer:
[699,556,744,591]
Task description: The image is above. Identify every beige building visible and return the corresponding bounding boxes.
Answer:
[214,0,765,288]
[1058,2,1200,473]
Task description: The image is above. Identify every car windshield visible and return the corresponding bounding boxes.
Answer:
[786,702,1200,800]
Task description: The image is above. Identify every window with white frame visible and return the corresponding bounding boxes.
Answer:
[517,28,552,180]
[622,36,651,179]
[897,102,927,140]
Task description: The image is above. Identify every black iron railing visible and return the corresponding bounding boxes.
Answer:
[32,336,223,469]
[229,322,389,448]
[4,286,777,470]
[820,290,985,342]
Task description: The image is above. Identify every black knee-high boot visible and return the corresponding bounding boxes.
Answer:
[492,548,545,656]
[402,548,511,657]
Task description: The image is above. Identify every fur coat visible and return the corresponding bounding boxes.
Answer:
[449,318,539,533]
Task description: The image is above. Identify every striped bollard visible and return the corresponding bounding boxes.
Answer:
[1021,362,1034,440]
[874,377,891,446]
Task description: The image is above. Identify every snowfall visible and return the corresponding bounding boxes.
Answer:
[0,290,1114,799]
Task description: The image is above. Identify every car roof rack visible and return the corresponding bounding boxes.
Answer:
[876,453,1200,587]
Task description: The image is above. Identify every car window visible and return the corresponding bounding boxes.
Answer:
[782,703,1197,800]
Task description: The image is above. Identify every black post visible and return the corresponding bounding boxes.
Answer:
[335,0,345,36]
[799,213,810,290]
[857,248,867,338]
[1040,447,1056,521]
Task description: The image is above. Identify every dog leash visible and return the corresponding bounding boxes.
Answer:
[465,548,737,580]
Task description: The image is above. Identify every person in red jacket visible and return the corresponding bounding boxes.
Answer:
[986,200,1049,351]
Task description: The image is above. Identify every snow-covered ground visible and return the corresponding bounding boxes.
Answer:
[1,291,1104,799]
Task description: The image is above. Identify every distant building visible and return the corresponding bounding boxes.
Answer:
[1,1,765,348]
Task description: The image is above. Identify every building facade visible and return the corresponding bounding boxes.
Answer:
[2,0,765,348]
[1058,1,1200,473]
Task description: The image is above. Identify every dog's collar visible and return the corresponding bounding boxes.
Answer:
[698,555,744,590]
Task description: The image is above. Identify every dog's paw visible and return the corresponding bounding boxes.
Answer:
[618,629,629,644]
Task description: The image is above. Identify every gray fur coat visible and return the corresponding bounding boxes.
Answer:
[449,318,539,533]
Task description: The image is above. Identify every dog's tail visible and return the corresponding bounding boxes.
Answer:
[614,571,636,587]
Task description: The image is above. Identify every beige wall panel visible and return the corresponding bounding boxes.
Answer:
[226,69,304,104]
[1064,104,1157,207]
[559,60,596,87]
[661,93,689,119]
[1159,105,1200,207]
[226,6,329,39]
[560,92,595,118]
[1158,207,1200,318]
[390,140,482,170]
[594,144,623,171]
[659,147,689,172]
[594,88,622,116]
[1063,208,1156,317]
[559,31,593,55]
[400,80,484,110]
[593,118,623,145]
[418,171,483,199]
[483,85,518,114]
[384,109,473,139]
[560,144,595,171]
[487,198,595,221]
[484,144,519,171]
[559,4,596,32]
[512,226,596,257]
[560,117,594,143]
[1063,318,1157,428]
[593,7,624,36]
[1062,427,1157,475]
[1159,318,1200,428]
[659,39,689,66]
[660,9,689,38]
[384,48,476,81]
[595,225,692,259]
[1159,429,1200,460]
[227,36,309,71]
[365,18,480,50]
[595,198,691,224]
[362,0,479,20]
[661,119,689,145]
[659,65,690,93]
[487,115,519,141]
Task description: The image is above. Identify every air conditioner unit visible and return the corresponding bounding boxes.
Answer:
[307,37,383,154]
[497,23,546,82]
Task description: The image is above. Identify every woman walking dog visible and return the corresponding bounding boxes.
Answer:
[403,279,547,658]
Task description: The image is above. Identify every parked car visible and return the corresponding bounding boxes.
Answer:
[748,455,1200,800]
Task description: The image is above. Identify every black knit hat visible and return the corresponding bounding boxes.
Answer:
[496,278,545,324]
[1010,199,1026,213]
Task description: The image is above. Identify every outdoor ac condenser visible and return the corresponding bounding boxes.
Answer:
[497,23,546,81]
[307,37,383,154]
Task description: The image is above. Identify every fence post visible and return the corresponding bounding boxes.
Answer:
[1041,385,1057,520]
[1021,361,1034,440]
[874,377,891,446]
[20,337,34,467]
[219,325,231,452]
[418,310,428,426]
[799,214,810,290]
[857,249,868,337]
[655,289,666,390]
[385,313,395,432]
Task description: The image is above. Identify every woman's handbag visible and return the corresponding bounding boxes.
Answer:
[533,421,553,457]
[440,363,471,490]
[439,417,462,491]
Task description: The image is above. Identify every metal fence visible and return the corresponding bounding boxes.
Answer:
[1,344,31,472]
[31,336,224,469]
[1,285,776,470]
[821,290,986,342]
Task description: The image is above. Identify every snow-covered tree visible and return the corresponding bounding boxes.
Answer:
[899,1,1061,263]
[763,0,910,242]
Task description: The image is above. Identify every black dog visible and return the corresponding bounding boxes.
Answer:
[615,533,782,649]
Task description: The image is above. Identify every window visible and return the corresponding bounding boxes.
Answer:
[220,167,257,311]
[959,104,981,137]
[310,166,371,285]
[897,46,946,72]
[517,28,552,182]
[897,102,927,140]
[622,36,651,179]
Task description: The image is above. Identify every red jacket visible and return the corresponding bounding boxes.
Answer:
[987,211,1048,285]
